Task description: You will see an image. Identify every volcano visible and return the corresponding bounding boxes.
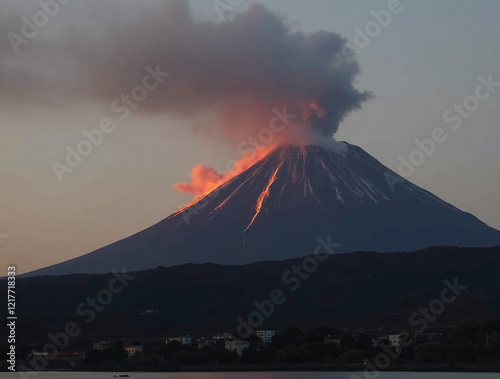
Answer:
[26,142,500,276]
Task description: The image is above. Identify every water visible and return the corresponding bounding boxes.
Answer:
[0,373,498,379]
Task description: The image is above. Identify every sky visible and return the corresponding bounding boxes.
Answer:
[1,0,499,274]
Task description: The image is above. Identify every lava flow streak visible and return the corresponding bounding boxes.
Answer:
[173,145,273,197]
[244,161,284,232]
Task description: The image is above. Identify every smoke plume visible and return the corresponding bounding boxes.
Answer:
[0,0,371,195]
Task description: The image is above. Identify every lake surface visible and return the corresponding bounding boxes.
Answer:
[1,373,498,379]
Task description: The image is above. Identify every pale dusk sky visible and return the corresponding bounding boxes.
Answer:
[1,0,499,274]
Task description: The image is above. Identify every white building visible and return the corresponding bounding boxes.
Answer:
[213,332,233,341]
[225,339,249,356]
[256,330,275,344]
[166,336,192,345]
[93,341,111,350]
[324,336,341,347]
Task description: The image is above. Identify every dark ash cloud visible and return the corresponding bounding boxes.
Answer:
[0,0,371,141]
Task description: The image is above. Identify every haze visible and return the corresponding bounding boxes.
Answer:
[1,0,499,274]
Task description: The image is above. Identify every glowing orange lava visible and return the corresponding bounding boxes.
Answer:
[244,161,283,231]
[174,145,274,197]
[171,187,216,217]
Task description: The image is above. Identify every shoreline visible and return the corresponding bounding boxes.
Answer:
[11,363,500,373]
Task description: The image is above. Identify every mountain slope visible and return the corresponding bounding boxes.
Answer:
[25,142,500,276]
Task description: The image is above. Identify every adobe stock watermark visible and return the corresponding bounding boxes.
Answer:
[233,106,297,171]
[20,268,135,377]
[7,0,71,54]
[351,277,467,379]
[348,0,413,55]
[383,170,406,193]
[398,74,500,178]
[52,64,169,182]
[236,235,340,339]
[213,0,249,22]
[177,106,296,225]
